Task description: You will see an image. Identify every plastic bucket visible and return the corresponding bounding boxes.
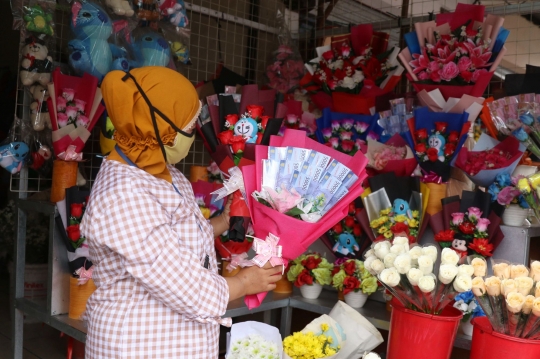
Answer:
[470,317,540,359]
[387,299,462,359]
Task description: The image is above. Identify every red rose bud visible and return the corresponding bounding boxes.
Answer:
[343,276,360,295]
[30,152,45,170]
[415,143,427,154]
[348,203,356,215]
[230,136,246,154]
[353,224,362,236]
[256,132,263,144]
[66,224,80,241]
[322,50,334,62]
[333,222,343,234]
[302,256,322,270]
[434,229,455,242]
[295,269,314,287]
[260,115,270,129]
[331,266,340,276]
[391,222,410,235]
[217,130,234,145]
[225,114,239,126]
[71,203,84,218]
[343,261,356,275]
[458,221,476,235]
[344,216,355,228]
[427,147,439,162]
[444,143,456,157]
[246,105,264,119]
[415,129,428,140]
[448,131,459,143]
[435,122,447,133]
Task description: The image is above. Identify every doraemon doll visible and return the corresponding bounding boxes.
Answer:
[68,1,113,82]
[0,142,29,174]
[428,133,446,161]
[333,232,360,256]
[393,198,412,218]
[234,116,259,143]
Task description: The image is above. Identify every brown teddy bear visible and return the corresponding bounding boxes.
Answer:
[20,36,53,87]
[29,84,51,131]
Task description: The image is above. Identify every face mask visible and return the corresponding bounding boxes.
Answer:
[164,131,195,164]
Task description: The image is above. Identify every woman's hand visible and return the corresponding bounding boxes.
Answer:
[209,195,232,237]
[225,263,283,301]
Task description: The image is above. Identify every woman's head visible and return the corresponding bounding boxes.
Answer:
[102,67,201,182]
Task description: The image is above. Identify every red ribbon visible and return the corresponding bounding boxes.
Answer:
[421,169,443,184]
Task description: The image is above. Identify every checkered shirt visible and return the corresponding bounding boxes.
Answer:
[80,159,231,359]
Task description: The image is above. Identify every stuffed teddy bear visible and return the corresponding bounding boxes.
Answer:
[105,0,134,17]
[29,84,52,131]
[24,4,54,36]
[69,1,113,82]
[158,0,188,28]
[19,36,53,87]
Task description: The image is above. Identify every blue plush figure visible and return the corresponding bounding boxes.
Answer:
[428,133,446,161]
[68,1,113,81]
[333,232,360,256]
[0,142,29,174]
[393,198,412,219]
[234,117,259,143]
[134,32,171,67]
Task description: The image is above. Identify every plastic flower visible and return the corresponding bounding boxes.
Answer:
[468,238,494,257]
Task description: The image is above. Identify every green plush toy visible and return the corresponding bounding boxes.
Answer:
[24,5,54,36]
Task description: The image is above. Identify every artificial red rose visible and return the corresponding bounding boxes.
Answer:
[71,203,83,219]
[408,235,416,245]
[348,203,356,215]
[444,143,456,157]
[458,221,476,235]
[302,255,322,270]
[353,224,362,236]
[343,276,361,295]
[229,135,246,154]
[295,269,314,287]
[217,130,234,145]
[246,105,264,119]
[460,70,473,83]
[427,147,439,162]
[322,50,334,62]
[391,222,409,235]
[343,261,356,275]
[344,216,355,228]
[331,266,341,276]
[415,143,427,154]
[341,139,355,153]
[415,129,428,141]
[333,68,346,81]
[435,229,455,242]
[260,115,270,129]
[256,132,263,145]
[333,222,343,234]
[30,151,45,170]
[448,131,459,143]
[360,57,382,80]
[435,122,447,133]
[66,224,81,242]
[225,114,239,126]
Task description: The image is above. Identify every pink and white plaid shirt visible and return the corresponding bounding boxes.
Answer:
[80,159,231,359]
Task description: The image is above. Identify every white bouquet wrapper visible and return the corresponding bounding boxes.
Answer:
[226,321,282,359]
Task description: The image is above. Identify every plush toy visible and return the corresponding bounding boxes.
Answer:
[29,84,52,131]
[428,133,446,161]
[170,40,190,64]
[24,4,54,35]
[68,1,113,82]
[451,238,468,258]
[392,198,412,218]
[19,36,53,87]
[333,232,360,256]
[105,0,135,17]
[0,142,29,174]
[234,117,259,143]
[135,32,171,67]
[30,144,52,170]
[158,0,188,28]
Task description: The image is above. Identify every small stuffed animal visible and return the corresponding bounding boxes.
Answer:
[134,32,171,67]
[29,84,52,131]
[428,133,446,161]
[105,0,135,17]
[158,0,188,28]
[24,4,54,35]
[68,1,113,81]
[234,117,259,143]
[451,238,468,258]
[19,36,53,87]
[333,232,360,256]
[0,142,29,174]
[169,41,190,64]
[392,198,412,218]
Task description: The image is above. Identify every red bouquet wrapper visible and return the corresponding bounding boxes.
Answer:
[241,129,368,309]
[365,134,418,179]
[406,72,494,101]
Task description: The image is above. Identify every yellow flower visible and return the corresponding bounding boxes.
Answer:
[518,178,531,193]
[408,219,419,228]
[378,226,389,234]
[394,214,407,223]
[530,173,540,190]
[384,231,393,239]
[412,210,419,218]
[380,207,391,216]
[370,219,381,228]
[199,207,211,219]
[321,323,329,332]
[378,216,389,224]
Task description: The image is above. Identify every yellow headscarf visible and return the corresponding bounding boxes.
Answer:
[102,67,201,183]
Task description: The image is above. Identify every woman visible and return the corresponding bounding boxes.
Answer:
[80,67,281,358]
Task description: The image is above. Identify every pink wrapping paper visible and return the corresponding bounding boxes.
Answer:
[241,129,368,309]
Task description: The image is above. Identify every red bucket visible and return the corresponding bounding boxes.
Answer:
[470,317,540,359]
[387,299,462,359]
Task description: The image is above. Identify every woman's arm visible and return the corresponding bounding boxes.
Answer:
[209,195,232,237]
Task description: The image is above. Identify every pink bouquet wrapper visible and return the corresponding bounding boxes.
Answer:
[241,129,368,309]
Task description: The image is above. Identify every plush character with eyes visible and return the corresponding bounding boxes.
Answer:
[333,232,360,256]
[393,198,412,218]
[0,142,29,174]
[233,117,259,143]
[451,238,468,258]
[428,133,446,161]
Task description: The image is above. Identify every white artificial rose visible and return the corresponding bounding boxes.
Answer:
[422,246,438,263]
[418,275,436,293]
[516,277,534,296]
[364,249,375,259]
[471,277,486,296]
[341,76,356,89]
[506,292,526,314]
[384,253,398,269]
[409,246,423,266]
[364,256,377,275]
[394,253,412,274]
[501,279,517,297]
[441,248,460,266]
[485,276,502,296]
[471,257,487,277]
[533,298,540,317]
[371,259,386,275]
[511,264,530,279]
[458,264,474,277]
[363,352,381,359]
[393,236,410,252]
[536,281,540,298]
[530,261,540,281]
[453,275,473,293]
[493,262,511,279]
[390,243,406,255]
[379,268,401,287]
[407,268,423,286]
[374,241,391,259]
[523,295,536,315]
[417,255,434,275]
[352,70,364,83]
[438,264,459,285]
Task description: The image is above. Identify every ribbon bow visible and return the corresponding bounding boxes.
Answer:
[211,166,246,201]
[248,233,285,273]
[75,265,93,285]
[421,169,443,184]
[225,252,251,272]
[58,145,83,161]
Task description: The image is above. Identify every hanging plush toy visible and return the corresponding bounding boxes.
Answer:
[24,4,54,35]
[68,1,113,81]
[0,142,29,174]
[158,0,188,28]
[19,36,53,87]
[333,232,360,256]
[135,32,171,67]
[104,0,135,17]
[29,84,51,131]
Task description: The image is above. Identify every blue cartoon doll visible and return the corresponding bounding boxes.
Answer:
[0,142,29,174]
[333,232,360,256]
[393,198,412,219]
[428,133,446,162]
[234,116,259,143]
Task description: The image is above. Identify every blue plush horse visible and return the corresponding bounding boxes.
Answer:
[0,142,29,174]
[333,232,360,256]
[68,1,113,81]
